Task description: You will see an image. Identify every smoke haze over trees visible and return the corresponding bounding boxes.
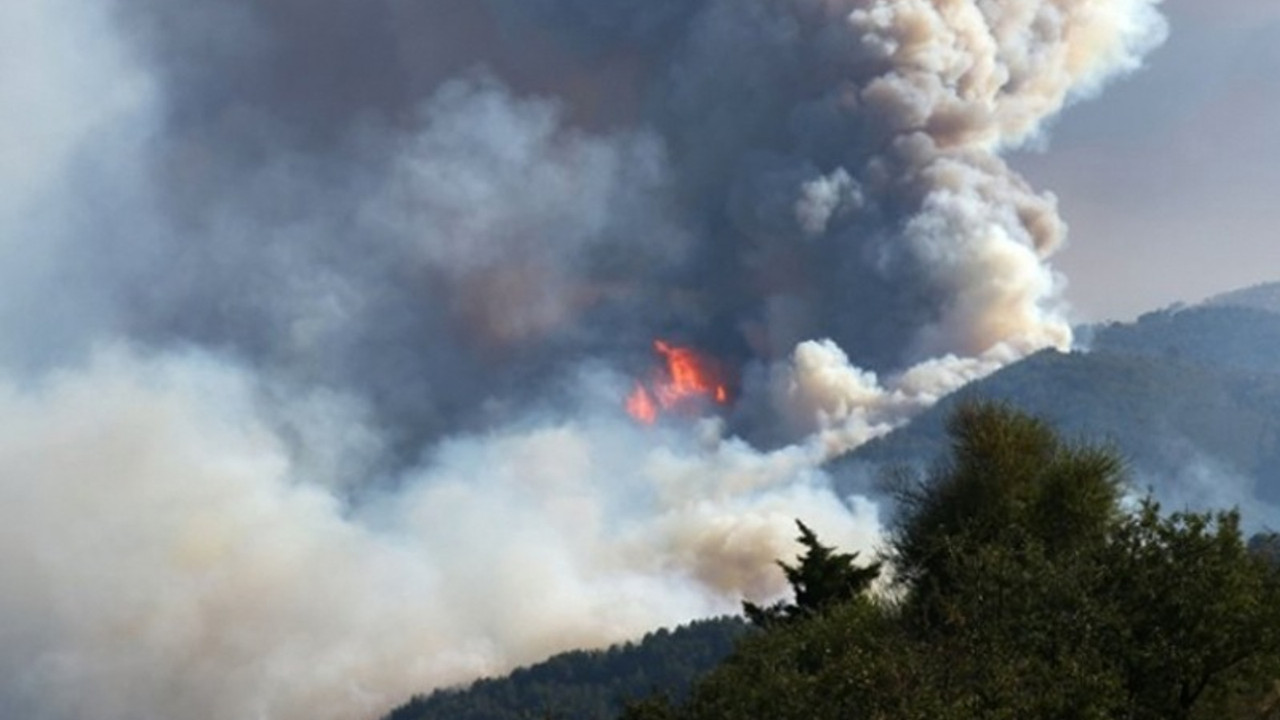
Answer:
[384,403,1280,720]
[622,404,1280,720]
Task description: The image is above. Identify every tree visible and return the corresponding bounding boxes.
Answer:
[628,402,1280,720]
[742,520,881,627]
[888,400,1124,632]
[1101,500,1280,720]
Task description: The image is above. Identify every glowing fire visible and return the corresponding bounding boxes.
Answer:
[625,340,730,424]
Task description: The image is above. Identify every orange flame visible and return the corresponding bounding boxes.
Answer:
[626,340,730,424]
[625,383,658,425]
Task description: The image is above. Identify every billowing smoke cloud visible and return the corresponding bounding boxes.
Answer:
[0,347,879,720]
[0,0,1165,719]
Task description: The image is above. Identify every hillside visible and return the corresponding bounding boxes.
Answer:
[379,285,1280,720]
[1088,303,1280,375]
[383,618,748,720]
[836,299,1280,523]
[619,404,1280,720]
[1205,281,1280,315]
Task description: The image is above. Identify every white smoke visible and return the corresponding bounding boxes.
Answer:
[764,338,1012,457]
[0,347,877,720]
[0,0,158,370]
[840,0,1166,359]
[0,0,1168,719]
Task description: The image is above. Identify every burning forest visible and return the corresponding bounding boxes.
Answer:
[0,1,1170,719]
[626,341,731,424]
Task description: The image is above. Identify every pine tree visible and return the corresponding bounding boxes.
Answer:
[742,520,881,627]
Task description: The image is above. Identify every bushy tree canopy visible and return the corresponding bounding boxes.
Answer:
[626,401,1280,720]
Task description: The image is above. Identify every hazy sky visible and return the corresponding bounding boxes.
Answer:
[1014,0,1280,321]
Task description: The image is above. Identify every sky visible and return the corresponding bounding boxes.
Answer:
[1014,0,1280,321]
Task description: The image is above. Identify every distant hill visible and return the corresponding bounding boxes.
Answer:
[383,617,748,720]
[1205,281,1280,315]
[835,295,1280,525]
[1087,303,1280,375]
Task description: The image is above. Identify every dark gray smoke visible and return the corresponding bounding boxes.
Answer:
[17,0,1165,440]
[0,0,1164,719]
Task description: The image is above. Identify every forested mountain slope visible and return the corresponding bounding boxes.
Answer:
[1206,281,1280,316]
[383,618,748,720]
[838,299,1280,519]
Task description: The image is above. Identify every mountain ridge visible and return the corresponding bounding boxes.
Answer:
[834,286,1280,525]
[380,279,1280,720]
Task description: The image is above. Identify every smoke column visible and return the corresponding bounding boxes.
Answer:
[0,1,1164,719]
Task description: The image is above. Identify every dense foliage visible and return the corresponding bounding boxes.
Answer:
[625,403,1280,720]
[383,617,747,720]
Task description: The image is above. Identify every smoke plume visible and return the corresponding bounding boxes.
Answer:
[0,0,1164,719]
